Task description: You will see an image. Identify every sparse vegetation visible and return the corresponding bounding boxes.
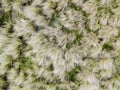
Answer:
[0,0,120,90]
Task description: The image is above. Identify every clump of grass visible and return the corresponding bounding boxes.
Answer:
[19,57,33,71]
[66,42,72,49]
[102,42,113,51]
[66,65,81,82]
[0,11,11,25]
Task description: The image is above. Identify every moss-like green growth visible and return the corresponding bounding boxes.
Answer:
[102,43,113,51]
[66,42,72,49]
[19,57,33,71]
[0,11,11,25]
[66,65,81,82]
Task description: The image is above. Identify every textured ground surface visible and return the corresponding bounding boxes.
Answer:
[0,0,120,90]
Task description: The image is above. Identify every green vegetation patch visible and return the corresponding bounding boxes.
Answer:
[66,65,81,82]
[102,42,113,51]
[19,57,33,71]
